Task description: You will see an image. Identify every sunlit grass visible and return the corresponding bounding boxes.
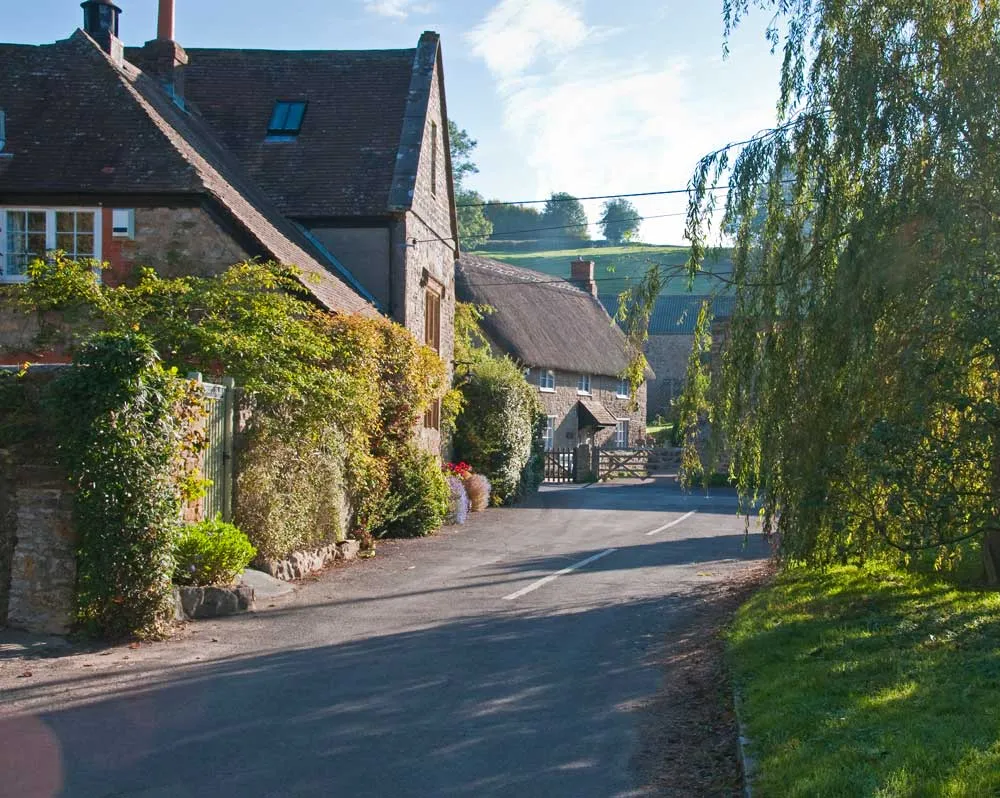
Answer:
[477,244,732,296]
[729,565,1000,797]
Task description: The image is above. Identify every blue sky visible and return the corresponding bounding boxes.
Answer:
[7,0,783,244]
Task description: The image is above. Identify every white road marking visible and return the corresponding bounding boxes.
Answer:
[502,548,618,601]
[645,510,697,536]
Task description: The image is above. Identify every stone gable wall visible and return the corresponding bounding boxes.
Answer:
[644,334,694,420]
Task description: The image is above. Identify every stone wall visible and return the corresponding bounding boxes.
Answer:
[0,370,76,634]
[103,206,251,285]
[530,368,647,449]
[644,334,694,420]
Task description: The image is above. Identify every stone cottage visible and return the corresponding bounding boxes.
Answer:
[600,294,735,420]
[0,0,458,446]
[456,255,650,450]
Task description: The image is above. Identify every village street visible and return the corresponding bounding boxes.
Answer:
[1,479,766,798]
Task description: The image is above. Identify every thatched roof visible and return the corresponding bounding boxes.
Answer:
[456,255,646,378]
[599,294,735,335]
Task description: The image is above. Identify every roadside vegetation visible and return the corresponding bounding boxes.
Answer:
[730,566,1000,797]
[620,1,1000,793]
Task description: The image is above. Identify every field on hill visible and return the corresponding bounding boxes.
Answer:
[476,243,733,296]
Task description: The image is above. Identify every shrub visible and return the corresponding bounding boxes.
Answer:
[376,445,450,538]
[236,410,348,561]
[445,476,470,525]
[50,332,205,639]
[453,356,545,504]
[463,473,491,512]
[173,518,256,586]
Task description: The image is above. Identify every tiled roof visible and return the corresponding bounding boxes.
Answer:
[0,32,375,316]
[457,255,650,378]
[145,46,418,219]
[599,294,735,335]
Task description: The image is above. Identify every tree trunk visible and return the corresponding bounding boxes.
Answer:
[984,528,1000,586]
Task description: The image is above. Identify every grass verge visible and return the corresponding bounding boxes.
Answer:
[729,565,1000,797]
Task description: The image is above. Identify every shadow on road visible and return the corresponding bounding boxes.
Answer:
[3,582,748,798]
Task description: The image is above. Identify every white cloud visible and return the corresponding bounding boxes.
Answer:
[364,0,435,19]
[467,1,777,243]
[466,0,590,79]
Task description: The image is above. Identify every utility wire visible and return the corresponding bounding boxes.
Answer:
[456,186,729,208]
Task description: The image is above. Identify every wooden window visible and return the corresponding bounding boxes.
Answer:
[112,208,134,239]
[616,378,630,398]
[615,419,630,448]
[577,374,592,395]
[423,282,442,430]
[539,369,555,392]
[543,415,556,452]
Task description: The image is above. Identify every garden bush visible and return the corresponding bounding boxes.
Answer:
[50,332,205,639]
[453,356,544,504]
[173,518,256,586]
[375,445,450,538]
[445,476,470,525]
[463,473,491,512]
[236,411,348,561]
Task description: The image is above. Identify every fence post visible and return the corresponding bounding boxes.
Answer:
[574,443,591,483]
[221,376,236,523]
[591,446,602,481]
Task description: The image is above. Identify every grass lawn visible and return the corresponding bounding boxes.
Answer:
[476,244,732,296]
[729,565,1000,797]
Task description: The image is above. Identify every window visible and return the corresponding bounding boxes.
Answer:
[1,208,100,282]
[267,101,307,138]
[424,285,441,353]
[522,367,531,380]
[423,282,442,430]
[430,121,438,196]
[616,378,630,398]
[539,369,555,392]
[112,208,134,239]
[577,374,591,395]
[543,416,556,452]
[615,419,630,449]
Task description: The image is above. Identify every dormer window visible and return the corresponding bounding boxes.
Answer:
[266,101,307,140]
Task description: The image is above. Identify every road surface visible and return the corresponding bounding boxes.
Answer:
[0,478,767,798]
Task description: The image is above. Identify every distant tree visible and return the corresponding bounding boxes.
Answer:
[542,192,589,240]
[483,203,545,240]
[456,190,493,249]
[599,198,641,244]
[447,121,493,249]
[448,120,479,191]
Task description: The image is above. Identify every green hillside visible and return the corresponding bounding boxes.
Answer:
[476,243,733,296]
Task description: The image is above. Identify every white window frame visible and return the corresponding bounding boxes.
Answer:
[577,373,592,395]
[543,415,556,452]
[616,378,630,399]
[615,418,630,449]
[111,208,135,239]
[539,369,555,393]
[0,207,102,283]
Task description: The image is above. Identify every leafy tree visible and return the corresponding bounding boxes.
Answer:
[483,202,545,239]
[448,121,494,249]
[456,190,493,250]
[667,1,1000,578]
[599,198,641,244]
[542,192,589,240]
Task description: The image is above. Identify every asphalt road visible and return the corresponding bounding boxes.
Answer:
[0,478,767,798]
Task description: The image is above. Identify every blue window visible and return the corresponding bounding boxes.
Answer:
[267,101,307,138]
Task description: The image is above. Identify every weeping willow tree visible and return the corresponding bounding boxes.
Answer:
[667,1,1000,578]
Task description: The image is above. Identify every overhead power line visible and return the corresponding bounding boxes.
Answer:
[455,186,726,208]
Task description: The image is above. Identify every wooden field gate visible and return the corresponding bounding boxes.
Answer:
[598,448,650,480]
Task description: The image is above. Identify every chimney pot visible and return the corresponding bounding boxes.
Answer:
[81,0,123,61]
[157,0,175,41]
[570,258,598,298]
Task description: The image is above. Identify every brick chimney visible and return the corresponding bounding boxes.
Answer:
[570,258,598,297]
[139,0,188,104]
[81,0,124,64]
